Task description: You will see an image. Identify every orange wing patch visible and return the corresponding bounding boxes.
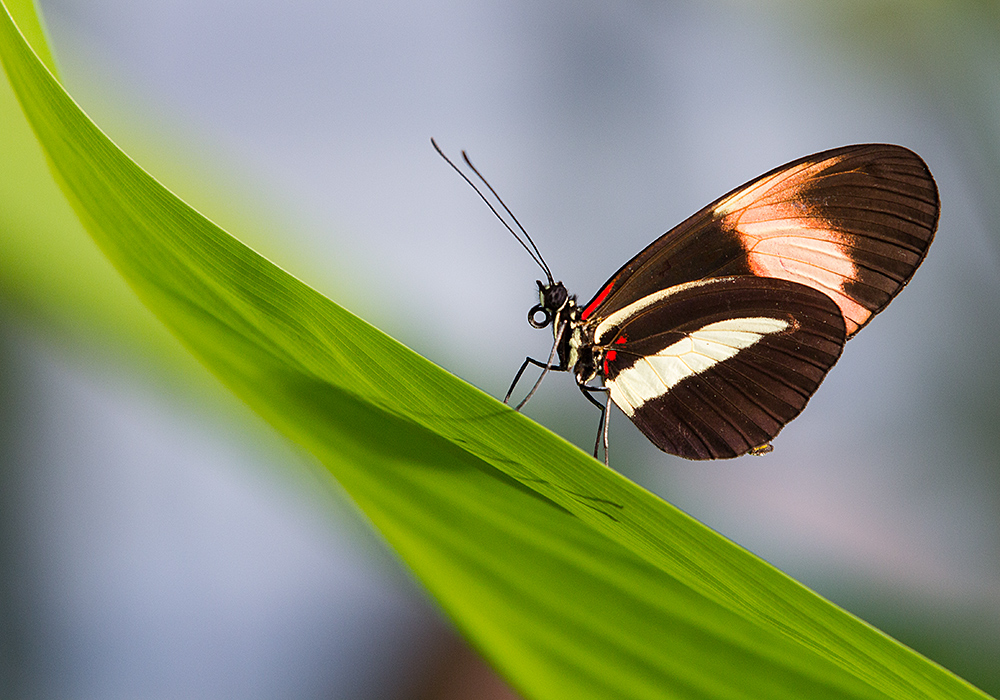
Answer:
[713,154,872,335]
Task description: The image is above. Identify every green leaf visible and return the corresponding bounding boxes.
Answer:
[0,3,990,699]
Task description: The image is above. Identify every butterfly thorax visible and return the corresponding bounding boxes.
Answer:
[532,280,601,387]
[569,330,599,386]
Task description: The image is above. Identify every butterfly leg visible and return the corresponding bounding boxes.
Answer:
[580,385,611,465]
[504,356,550,405]
[505,321,567,410]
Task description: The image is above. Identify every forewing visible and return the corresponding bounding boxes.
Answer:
[579,144,938,337]
[600,277,846,460]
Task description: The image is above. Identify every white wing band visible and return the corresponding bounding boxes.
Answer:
[608,317,789,416]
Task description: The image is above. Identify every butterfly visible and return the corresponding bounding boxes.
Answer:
[433,141,939,460]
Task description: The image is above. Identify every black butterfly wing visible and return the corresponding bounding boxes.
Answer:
[595,276,846,460]
[578,144,939,337]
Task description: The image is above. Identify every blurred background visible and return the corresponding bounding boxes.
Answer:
[1,0,998,698]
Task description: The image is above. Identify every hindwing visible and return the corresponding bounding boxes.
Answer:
[598,276,846,460]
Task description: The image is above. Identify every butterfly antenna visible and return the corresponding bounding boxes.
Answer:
[459,149,554,284]
[431,138,554,284]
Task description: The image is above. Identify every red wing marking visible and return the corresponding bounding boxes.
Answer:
[581,282,614,321]
[603,348,618,375]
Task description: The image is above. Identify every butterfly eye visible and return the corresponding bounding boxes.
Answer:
[528,304,552,329]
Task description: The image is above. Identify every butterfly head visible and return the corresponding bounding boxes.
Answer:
[528,280,572,329]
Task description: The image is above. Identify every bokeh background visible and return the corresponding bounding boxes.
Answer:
[1,1,998,698]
